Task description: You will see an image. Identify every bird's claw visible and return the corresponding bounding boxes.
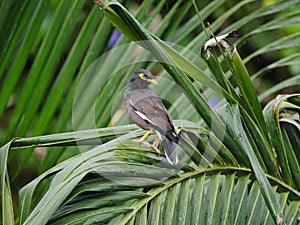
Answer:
[136,140,161,155]
[146,142,161,155]
[135,138,144,144]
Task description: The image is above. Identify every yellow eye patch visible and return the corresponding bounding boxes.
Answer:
[138,72,157,85]
[138,73,146,80]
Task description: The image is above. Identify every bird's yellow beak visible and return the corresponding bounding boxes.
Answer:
[149,78,158,85]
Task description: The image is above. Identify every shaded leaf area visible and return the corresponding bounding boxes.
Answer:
[0,123,299,224]
[48,173,299,225]
[17,151,300,225]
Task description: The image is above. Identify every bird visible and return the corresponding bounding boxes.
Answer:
[124,69,179,164]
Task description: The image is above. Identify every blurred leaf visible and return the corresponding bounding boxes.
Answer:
[0,0,50,117]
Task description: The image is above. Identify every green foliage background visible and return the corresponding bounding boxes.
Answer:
[0,0,299,224]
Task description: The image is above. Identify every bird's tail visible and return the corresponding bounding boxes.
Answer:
[162,137,178,165]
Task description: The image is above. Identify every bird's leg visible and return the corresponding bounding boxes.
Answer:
[151,136,160,155]
[151,136,161,155]
[137,130,152,143]
[135,131,160,154]
[144,135,160,154]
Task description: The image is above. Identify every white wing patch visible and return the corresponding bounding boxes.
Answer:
[135,110,150,122]
[129,99,157,126]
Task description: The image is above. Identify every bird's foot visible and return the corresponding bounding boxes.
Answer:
[143,141,161,154]
[135,140,160,154]
[135,131,160,154]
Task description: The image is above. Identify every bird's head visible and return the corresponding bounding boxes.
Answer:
[128,69,158,89]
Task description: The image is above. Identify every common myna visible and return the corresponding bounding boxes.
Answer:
[124,69,179,165]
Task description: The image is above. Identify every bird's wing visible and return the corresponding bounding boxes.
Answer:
[128,89,175,135]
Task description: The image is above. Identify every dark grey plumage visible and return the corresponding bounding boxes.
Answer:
[124,69,179,164]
